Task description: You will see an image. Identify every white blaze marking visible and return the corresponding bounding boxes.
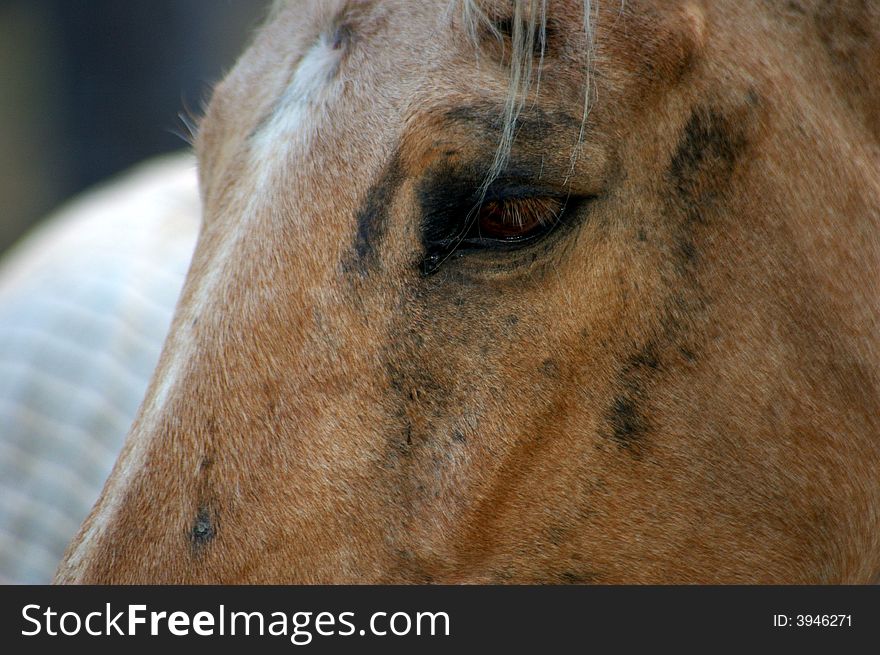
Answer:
[155,35,343,425]
[68,36,344,567]
[252,35,342,161]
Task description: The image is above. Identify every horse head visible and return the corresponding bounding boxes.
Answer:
[57,0,880,583]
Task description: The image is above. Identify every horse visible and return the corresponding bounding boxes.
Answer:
[55,0,880,584]
[0,154,199,583]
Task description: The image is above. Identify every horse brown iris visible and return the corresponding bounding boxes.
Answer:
[473,196,562,242]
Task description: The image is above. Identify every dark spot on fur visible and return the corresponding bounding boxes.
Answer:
[347,151,405,272]
[190,506,216,553]
[815,1,872,68]
[262,381,280,420]
[391,550,436,584]
[669,108,746,205]
[678,239,698,265]
[628,344,661,372]
[544,524,568,546]
[445,104,583,143]
[506,314,520,326]
[745,88,762,107]
[602,343,664,454]
[559,570,600,584]
[812,2,880,139]
[667,106,750,271]
[383,348,447,467]
[490,568,516,582]
[607,395,645,449]
[452,430,467,444]
[541,358,559,378]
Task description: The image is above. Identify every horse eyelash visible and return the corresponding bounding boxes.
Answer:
[480,196,563,228]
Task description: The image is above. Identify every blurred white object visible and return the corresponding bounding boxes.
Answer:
[0,153,200,583]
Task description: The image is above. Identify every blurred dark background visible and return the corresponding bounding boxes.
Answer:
[0,0,270,255]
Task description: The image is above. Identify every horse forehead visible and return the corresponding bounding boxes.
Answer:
[211,0,699,133]
[220,0,447,107]
[199,2,459,185]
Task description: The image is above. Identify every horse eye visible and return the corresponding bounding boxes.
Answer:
[468,196,563,243]
[419,188,574,274]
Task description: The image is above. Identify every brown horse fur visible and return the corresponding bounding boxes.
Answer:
[56,0,880,584]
